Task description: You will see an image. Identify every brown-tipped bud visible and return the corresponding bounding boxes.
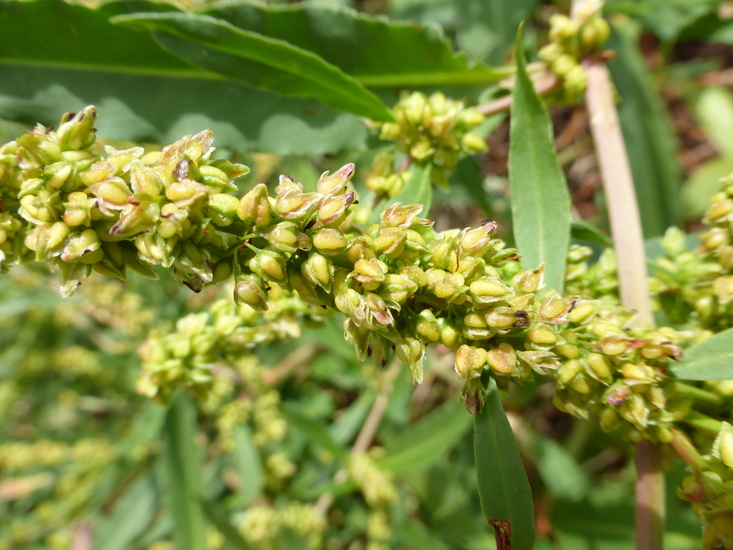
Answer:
[351,257,387,289]
[512,267,544,294]
[234,274,269,312]
[380,203,426,228]
[317,192,354,228]
[129,162,163,197]
[416,309,441,343]
[61,228,101,263]
[397,337,426,383]
[57,107,97,151]
[364,292,393,327]
[460,221,497,256]
[567,300,595,323]
[302,253,333,289]
[317,163,355,196]
[207,194,240,227]
[313,228,348,254]
[373,227,407,258]
[88,178,132,213]
[276,192,322,221]
[539,294,571,322]
[454,345,487,381]
[238,184,272,227]
[249,250,287,283]
[110,198,160,238]
[486,343,517,375]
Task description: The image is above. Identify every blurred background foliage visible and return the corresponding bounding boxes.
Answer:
[3,0,733,548]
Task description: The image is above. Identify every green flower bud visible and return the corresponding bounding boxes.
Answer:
[461,132,487,153]
[249,249,287,283]
[486,343,517,375]
[567,300,595,323]
[558,359,583,385]
[276,191,322,221]
[88,178,132,213]
[317,192,355,228]
[317,163,355,196]
[528,325,557,347]
[373,227,407,258]
[351,257,388,290]
[63,191,94,227]
[165,179,208,207]
[234,274,269,311]
[238,184,272,227]
[460,221,497,256]
[587,353,612,383]
[512,267,544,294]
[207,193,240,227]
[484,306,517,329]
[454,344,487,381]
[264,222,301,254]
[57,106,97,151]
[110,198,160,238]
[379,273,417,304]
[301,253,333,289]
[61,228,101,263]
[313,228,348,254]
[469,276,512,306]
[380,203,427,228]
[416,309,441,342]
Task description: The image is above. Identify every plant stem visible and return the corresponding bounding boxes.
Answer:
[475,74,560,117]
[313,360,401,517]
[573,1,662,547]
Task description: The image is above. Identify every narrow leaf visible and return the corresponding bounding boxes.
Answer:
[570,220,613,247]
[163,391,206,550]
[230,424,264,506]
[474,378,534,550]
[670,327,733,380]
[94,474,157,550]
[112,12,394,121]
[508,27,571,294]
[281,405,349,461]
[201,499,253,550]
[378,397,471,474]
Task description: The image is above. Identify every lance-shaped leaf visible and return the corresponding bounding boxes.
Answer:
[112,12,393,121]
[474,377,534,550]
[670,327,733,380]
[508,27,570,294]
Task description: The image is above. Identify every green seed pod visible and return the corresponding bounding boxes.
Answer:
[416,309,441,343]
[317,163,355,196]
[486,343,517,376]
[301,253,333,289]
[380,203,426,228]
[238,183,272,227]
[317,192,355,228]
[454,344,487,381]
[207,193,240,227]
[249,249,287,283]
[373,227,407,258]
[88,178,132,213]
[61,228,101,263]
[528,324,557,347]
[234,274,269,312]
[558,359,583,385]
[512,267,544,294]
[587,353,613,383]
[484,306,516,329]
[313,228,348,254]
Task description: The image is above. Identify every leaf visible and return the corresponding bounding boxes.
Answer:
[695,86,733,158]
[328,391,376,445]
[570,221,613,247]
[451,156,491,216]
[533,434,590,501]
[112,11,393,122]
[281,405,349,461]
[508,26,570,294]
[607,22,682,237]
[205,2,509,88]
[0,0,368,155]
[474,377,535,550]
[393,163,434,216]
[377,397,472,474]
[670,327,733,380]
[94,474,158,550]
[681,157,733,220]
[229,424,264,506]
[201,499,253,550]
[163,391,206,550]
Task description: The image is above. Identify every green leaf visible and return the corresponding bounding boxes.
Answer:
[508,26,570,294]
[670,327,733,380]
[205,2,509,88]
[607,23,682,237]
[163,391,206,550]
[681,157,733,220]
[474,377,534,550]
[393,163,434,215]
[0,0,368,155]
[378,397,472,474]
[229,424,264,506]
[533,434,590,501]
[94,474,157,550]
[281,405,349,461]
[570,220,613,247]
[201,499,253,550]
[112,12,393,122]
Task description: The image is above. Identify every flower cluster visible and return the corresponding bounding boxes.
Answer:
[0,106,249,296]
[368,91,487,192]
[538,2,610,103]
[0,107,692,446]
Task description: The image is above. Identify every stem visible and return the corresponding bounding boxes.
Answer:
[573,0,661,547]
[475,74,560,117]
[313,360,401,517]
